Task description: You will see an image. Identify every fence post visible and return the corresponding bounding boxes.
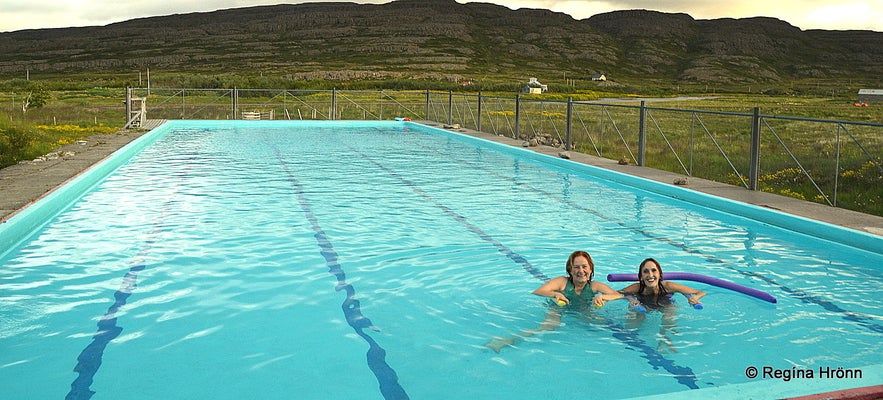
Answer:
[749,107,761,190]
[565,97,573,151]
[514,94,521,139]
[425,90,430,120]
[447,90,453,125]
[125,87,131,123]
[331,88,337,121]
[599,106,605,156]
[477,92,483,133]
[834,124,842,207]
[638,100,647,166]
[232,88,238,119]
[181,89,186,120]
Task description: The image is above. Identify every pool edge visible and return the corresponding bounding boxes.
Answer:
[0,121,172,257]
[410,121,883,254]
[623,363,883,400]
[3,119,881,255]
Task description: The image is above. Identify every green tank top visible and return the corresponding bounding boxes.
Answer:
[561,279,596,305]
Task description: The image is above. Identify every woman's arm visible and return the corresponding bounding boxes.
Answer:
[618,283,640,295]
[591,282,624,306]
[532,276,568,303]
[664,281,706,305]
[618,283,642,306]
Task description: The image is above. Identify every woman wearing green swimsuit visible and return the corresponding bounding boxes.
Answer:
[533,250,623,307]
[485,250,622,352]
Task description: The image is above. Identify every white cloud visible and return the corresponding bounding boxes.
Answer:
[805,2,882,31]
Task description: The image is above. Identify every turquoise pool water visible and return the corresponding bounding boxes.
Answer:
[1,120,881,399]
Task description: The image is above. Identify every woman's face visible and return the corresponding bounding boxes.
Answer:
[570,255,593,284]
[639,260,661,287]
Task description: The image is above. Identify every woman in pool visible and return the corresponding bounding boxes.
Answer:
[485,250,623,352]
[532,250,623,308]
[619,257,706,352]
[620,257,706,310]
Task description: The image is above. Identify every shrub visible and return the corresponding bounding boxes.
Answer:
[0,116,34,168]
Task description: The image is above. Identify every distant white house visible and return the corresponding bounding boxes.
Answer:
[858,89,883,103]
[523,77,548,94]
[591,73,607,81]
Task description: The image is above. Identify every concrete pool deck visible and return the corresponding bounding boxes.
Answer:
[2,120,883,239]
[0,128,151,222]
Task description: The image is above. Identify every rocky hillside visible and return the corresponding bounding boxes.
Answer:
[0,0,880,85]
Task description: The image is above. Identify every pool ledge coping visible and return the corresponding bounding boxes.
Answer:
[625,363,883,400]
[417,121,883,248]
[2,119,882,244]
[2,119,882,252]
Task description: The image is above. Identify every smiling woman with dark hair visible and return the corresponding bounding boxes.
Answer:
[620,258,706,310]
[619,258,706,352]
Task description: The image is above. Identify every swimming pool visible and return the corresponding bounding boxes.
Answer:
[1,120,881,399]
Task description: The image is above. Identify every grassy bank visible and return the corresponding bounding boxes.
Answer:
[0,116,119,168]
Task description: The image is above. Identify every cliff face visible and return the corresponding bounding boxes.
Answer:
[0,0,880,84]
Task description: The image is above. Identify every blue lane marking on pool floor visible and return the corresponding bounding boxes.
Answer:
[275,149,409,400]
[350,146,700,390]
[65,197,172,399]
[66,262,146,400]
[348,145,549,283]
[417,135,883,335]
[65,151,199,400]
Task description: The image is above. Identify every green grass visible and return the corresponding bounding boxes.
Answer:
[0,88,126,168]
[451,93,883,216]
[0,117,33,167]
[0,116,119,168]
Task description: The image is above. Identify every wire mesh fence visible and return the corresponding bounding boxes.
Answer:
[426,91,882,216]
[34,87,875,217]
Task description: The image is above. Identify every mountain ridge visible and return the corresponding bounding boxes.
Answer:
[0,0,880,87]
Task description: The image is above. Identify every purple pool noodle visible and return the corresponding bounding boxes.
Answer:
[607,272,777,304]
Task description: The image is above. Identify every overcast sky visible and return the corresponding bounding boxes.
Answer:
[0,0,880,33]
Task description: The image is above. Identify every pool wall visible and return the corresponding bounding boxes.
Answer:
[0,123,168,257]
[0,120,401,257]
[629,363,883,400]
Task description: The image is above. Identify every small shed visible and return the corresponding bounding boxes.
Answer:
[523,77,548,94]
[591,73,607,81]
[241,110,275,120]
[858,89,883,103]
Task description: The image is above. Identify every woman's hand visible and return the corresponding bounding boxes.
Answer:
[623,294,640,306]
[593,294,606,307]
